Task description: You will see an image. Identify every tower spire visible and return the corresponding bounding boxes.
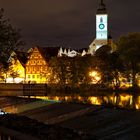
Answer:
[101,0,104,5]
[89,0,108,54]
[97,0,107,14]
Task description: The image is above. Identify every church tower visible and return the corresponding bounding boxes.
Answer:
[89,0,108,54]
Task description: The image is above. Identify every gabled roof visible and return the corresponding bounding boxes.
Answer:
[27,46,60,63]
[15,51,29,65]
[9,51,29,67]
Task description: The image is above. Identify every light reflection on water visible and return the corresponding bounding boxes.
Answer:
[2,100,60,114]
[23,93,140,110]
[2,93,140,114]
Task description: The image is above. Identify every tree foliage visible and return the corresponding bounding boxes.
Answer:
[0,8,24,61]
[48,56,99,87]
[95,45,124,89]
[117,33,140,87]
[0,8,24,79]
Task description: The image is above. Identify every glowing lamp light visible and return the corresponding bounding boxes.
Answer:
[89,70,101,84]
[89,71,97,77]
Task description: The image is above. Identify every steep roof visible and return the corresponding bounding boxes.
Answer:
[15,51,29,65]
[9,51,29,67]
[97,0,107,14]
[27,46,60,63]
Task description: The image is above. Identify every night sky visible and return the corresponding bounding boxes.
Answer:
[1,0,140,49]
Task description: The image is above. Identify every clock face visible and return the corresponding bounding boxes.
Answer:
[96,15,108,39]
[99,23,105,30]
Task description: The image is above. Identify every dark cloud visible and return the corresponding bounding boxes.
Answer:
[0,0,140,49]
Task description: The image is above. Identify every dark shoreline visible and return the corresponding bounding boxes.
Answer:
[0,83,139,97]
[0,114,94,140]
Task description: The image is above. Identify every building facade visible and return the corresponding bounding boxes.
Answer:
[89,0,108,55]
[6,51,27,83]
[25,47,49,83]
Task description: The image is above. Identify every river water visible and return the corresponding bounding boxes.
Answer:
[24,92,140,110]
[1,92,140,114]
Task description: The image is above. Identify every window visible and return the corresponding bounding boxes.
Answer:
[32,75,35,79]
[28,75,30,79]
[37,75,40,79]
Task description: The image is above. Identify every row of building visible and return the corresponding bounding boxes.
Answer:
[5,46,75,83]
[1,0,117,84]
[3,46,91,83]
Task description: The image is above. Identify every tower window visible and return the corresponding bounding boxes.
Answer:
[100,17,103,23]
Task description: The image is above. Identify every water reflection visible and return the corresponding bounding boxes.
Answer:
[2,93,140,114]
[2,100,59,114]
[25,93,140,110]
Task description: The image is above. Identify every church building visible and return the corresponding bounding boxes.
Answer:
[89,0,109,55]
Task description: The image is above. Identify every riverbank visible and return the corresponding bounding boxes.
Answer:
[20,102,140,140]
[0,83,140,97]
[0,114,94,140]
[0,97,140,139]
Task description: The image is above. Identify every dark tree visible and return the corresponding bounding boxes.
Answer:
[117,33,140,88]
[108,52,124,89]
[0,8,24,62]
[95,45,124,89]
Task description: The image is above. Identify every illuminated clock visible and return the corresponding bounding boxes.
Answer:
[96,15,108,39]
[99,23,105,30]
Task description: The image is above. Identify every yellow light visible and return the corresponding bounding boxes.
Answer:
[88,96,102,105]
[89,71,97,77]
[135,104,139,110]
[89,70,101,84]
